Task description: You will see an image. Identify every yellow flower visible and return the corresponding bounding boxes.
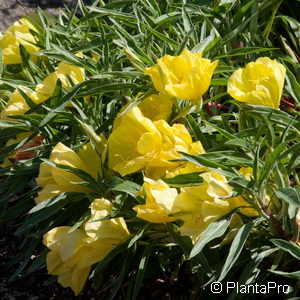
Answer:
[35,141,103,204]
[165,141,206,178]
[44,227,89,295]
[133,178,178,223]
[57,61,86,89]
[173,171,256,243]
[31,60,85,103]
[108,106,204,178]
[138,94,173,121]
[0,87,35,118]
[1,61,85,117]
[0,18,39,64]
[85,198,130,241]
[144,49,218,102]
[43,198,129,295]
[227,57,286,109]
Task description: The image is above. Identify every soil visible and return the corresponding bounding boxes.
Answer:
[0,0,78,31]
[0,225,79,300]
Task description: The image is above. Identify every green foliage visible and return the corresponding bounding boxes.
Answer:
[0,0,299,299]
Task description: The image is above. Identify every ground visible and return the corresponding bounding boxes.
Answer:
[0,0,78,31]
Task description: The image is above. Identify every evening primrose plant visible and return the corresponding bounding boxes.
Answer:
[0,0,299,299]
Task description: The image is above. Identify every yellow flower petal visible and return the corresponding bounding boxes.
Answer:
[108,106,205,178]
[145,49,218,102]
[228,57,286,108]
[0,18,39,64]
[35,141,104,203]
[138,93,173,121]
[0,88,33,117]
[85,198,130,240]
[133,178,178,223]
[43,198,130,295]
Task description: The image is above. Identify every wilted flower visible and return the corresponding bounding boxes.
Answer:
[108,106,204,178]
[0,18,39,64]
[44,198,130,295]
[1,132,44,167]
[133,178,178,223]
[227,57,286,109]
[35,141,104,204]
[144,49,218,103]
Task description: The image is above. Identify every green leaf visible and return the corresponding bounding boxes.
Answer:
[87,6,137,21]
[92,240,130,282]
[111,179,141,198]
[41,159,98,187]
[228,248,278,300]
[28,193,68,214]
[162,172,203,187]
[76,118,107,158]
[166,223,213,276]
[72,37,103,53]
[132,240,157,300]
[0,78,36,88]
[9,238,40,280]
[178,152,236,179]
[27,248,48,275]
[144,24,178,47]
[0,175,31,203]
[77,83,142,97]
[15,196,72,235]
[215,47,278,59]
[0,49,3,77]
[218,221,255,281]
[269,270,300,279]
[128,224,151,248]
[17,87,37,110]
[258,142,287,190]
[190,218,230,258]
[186,115,209,150]
[225,138,253,150]
[117,90,155,118]
[271,239,300,260]
[210,78,228,86]
[109,248,136,300]
[285,67,300,106]
[275,187,300,208]
[38,80,89,127]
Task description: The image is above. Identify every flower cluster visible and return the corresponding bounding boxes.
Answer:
[44,198,130,295]
[1,15,292,297]
[1,60,85,118]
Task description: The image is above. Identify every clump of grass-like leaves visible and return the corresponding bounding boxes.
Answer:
[0,0,299,299]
